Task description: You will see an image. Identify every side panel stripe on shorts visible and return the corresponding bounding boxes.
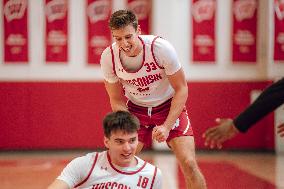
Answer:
[183,110,190,134]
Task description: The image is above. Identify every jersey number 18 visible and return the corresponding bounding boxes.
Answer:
[137,176,149,188]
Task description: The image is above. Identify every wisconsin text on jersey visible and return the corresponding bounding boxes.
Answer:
[92,182,131,189]
[92,175,155,189]
[125,73,162,88]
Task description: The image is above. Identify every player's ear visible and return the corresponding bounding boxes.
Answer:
[104,136,110,149]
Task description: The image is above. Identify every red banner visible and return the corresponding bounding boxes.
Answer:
[274,0,284,61]
[3,0,28,63]
[45,0,68,63]
[87,0,112,64]
[191,0,216,62]
[232,0,257,63]
[127,0,152,34]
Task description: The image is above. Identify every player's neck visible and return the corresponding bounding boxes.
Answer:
[125,39,143,57]
[131,43,143,57]
[113,157,138,168]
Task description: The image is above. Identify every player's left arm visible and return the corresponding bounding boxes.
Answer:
[152,168,163,189]
[153,68,188,142]
[155,38,188,130]
[152,38,188,142]
[152,68,188,142]
[164,68,188,130]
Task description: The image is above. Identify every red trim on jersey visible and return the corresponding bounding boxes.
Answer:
[74,152,98,188]
[139,36,146,65]
[150,166,158,189]
[107,151,147,175]
[151,36,164,69]
[118,36,145,73]
[110,45,117,75]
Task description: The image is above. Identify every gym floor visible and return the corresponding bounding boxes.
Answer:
[0,150,283,189]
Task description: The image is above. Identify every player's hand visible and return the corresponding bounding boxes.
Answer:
[152,125,170,143]
[202,118,239,149]
[277,123,284,137]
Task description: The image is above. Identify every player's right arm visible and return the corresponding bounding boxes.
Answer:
[47,180,70,189]
[104,80,128,111]
[100,47,128,111]
[47,154,93,189]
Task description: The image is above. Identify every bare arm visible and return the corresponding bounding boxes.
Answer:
[47,179,70,189]
[164,68,188,129]
[104,80,128,111]
[278,123,284,137]
[152,68,188,142]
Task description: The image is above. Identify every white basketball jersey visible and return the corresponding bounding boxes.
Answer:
[110,35,175,107]
[57,151,162,189]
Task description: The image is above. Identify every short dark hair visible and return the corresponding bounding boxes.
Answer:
[103,111,140,138]
[108,10,138,30]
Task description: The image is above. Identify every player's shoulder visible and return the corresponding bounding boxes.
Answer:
[142,36,173,51]
[64,151,98,172]
[82,151,106,167]
[155,37,174,49]
[101,45,112,57]
[76,152,98,162]
[140,35,158,44]
[102,40,120,53]
[140,35,172,50]
[136,156,160,172]
[100,45,115,65]
[144,34,170,44]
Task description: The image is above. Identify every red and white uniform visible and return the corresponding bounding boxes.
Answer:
[101,35,193,146]
[57,151,162,189]
[101,35,181,107]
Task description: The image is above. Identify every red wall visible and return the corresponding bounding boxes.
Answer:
[0,81,274,150]
[0,82,111,150]
[187,81,274,150]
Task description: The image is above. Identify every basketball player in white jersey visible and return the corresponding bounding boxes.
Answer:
[47,111,162,189]
[100,10,206,189]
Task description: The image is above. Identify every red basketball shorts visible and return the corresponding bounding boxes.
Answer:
[127,98,193,147]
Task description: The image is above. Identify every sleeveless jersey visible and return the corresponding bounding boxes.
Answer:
[109,35,176,107]
[57,151,162,189]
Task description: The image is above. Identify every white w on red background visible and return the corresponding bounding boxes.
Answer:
[275,0,284,19]
[87,0,112,64]
[274,0,284,61]
[191,0,216,62]
[232,0,257,63]
[45,0,68,63]
[127,0,152,35]
[3,0,28,63]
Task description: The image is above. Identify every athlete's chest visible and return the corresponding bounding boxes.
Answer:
[117,60,163,78]
[82,169,154,189]
[115,42,164,78]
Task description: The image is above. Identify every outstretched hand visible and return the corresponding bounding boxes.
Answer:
[202,118,239,149]
[203,118,284,149]
[277,123,284,137]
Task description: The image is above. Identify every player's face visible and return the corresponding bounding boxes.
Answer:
[104,130,138,167]
[111,24,142,57]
